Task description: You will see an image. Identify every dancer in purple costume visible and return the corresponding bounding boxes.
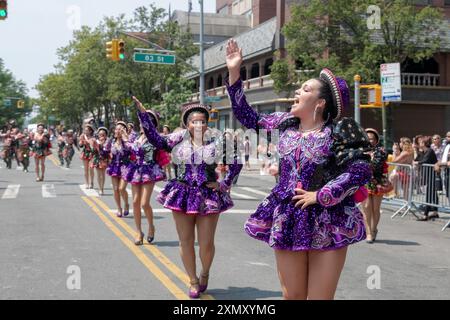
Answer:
[124,110,166,246]
[127,123,138,143]
[226,39,372,300]
[132,96,243,299]
[106,121,130,217]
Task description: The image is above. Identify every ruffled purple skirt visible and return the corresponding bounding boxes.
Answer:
[244,192,366,251]
[106,163,129,180]
[157,180,233,215]
[125,163,166,184]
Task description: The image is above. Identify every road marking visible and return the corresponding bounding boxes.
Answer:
[91,197,214,300]
[79,184,99,197]
[239,187,269,197]
[108,208,254,214]
[230,190,257,200]
[48,155,60,167]
[2,184,20,199]
[42,184,56,198]
[82,197,189,299]
[16,166,22,171]
[248,262,271,267]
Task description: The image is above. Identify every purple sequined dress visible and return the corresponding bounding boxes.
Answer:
[106,139,131,180]
[227,79,372,251]
[138,111,243,215]
[124,136,166,184]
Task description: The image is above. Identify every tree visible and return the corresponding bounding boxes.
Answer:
[0,59,30,128]
[35,4,198,132]
[271,0,444,145]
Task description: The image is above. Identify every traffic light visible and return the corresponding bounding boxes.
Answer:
[360,84,383,108]
[209,109,219,122]
[106,39,119,61]
[0,0,7,20]
[17,100,25,109]
[118,39,125,60]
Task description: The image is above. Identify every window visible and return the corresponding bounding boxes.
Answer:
[208,77,214,89]
[240,66,247,81]
[217,74,223,87]
[250,63,260,78]
[264,58,274,75]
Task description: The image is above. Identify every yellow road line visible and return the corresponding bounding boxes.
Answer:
[90,196,215,300]
[48,154,60,167]
[81,196,189,300]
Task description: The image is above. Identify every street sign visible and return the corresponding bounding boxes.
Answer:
[4,99,11,107]
[205,96,221,103]
[380,63,402,102]
[134,52,176,65]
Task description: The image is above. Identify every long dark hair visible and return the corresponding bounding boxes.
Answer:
[315,78,335,124]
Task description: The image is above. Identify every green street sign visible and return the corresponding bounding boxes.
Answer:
[4,99,11,107]
[205,96,221,103]
[134,52,176,65]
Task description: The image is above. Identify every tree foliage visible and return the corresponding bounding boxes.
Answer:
[272,0,444,89]
[0,59,30,128]
[36,4,198,132]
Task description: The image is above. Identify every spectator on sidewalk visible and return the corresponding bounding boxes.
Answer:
[389,138,414,198]
[443,131,450,147]
[431,134,445,161]
[436,137,450,204]
[414,136,439,221]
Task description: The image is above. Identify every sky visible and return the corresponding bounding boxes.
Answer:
[0,1,216,98]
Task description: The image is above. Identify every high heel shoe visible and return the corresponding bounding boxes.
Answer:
[147,225,155,244]
[188,279,200,299]
[116,210,123,218]
[123,204,130,217]
[373,229,378,242]
[134,231,144,246]
[199,272,209,293]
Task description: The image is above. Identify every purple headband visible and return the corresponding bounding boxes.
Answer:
[319,68,350,120]
[181,103,210,126]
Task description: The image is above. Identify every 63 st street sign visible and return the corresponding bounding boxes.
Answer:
[133,52,176,65]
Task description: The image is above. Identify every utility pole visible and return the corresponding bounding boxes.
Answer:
[199,0,205,105]
[354,75,361,124]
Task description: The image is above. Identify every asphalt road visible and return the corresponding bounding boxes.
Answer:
[1,149,449,300]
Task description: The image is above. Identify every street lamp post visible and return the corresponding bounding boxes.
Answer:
[354,75,361,124]
[199,0,205,106]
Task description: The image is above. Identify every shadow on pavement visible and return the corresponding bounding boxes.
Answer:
[154,240,199,247]
[209,286,282,300]
[373,239,420,246]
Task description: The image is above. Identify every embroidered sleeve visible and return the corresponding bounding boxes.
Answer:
[317,160,372,207]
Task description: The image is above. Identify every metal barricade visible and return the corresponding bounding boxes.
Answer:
[410,164,450,231]
[384,163,414,219]
[441,166,450,231]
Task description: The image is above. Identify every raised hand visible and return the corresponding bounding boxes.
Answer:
[226,39,243,85]
[132,96,146,113]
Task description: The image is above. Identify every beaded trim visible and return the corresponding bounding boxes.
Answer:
[319,68,344,120]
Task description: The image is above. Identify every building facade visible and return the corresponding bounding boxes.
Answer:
[182,0,450,141]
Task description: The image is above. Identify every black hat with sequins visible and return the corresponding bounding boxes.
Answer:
[319,68,350,120]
